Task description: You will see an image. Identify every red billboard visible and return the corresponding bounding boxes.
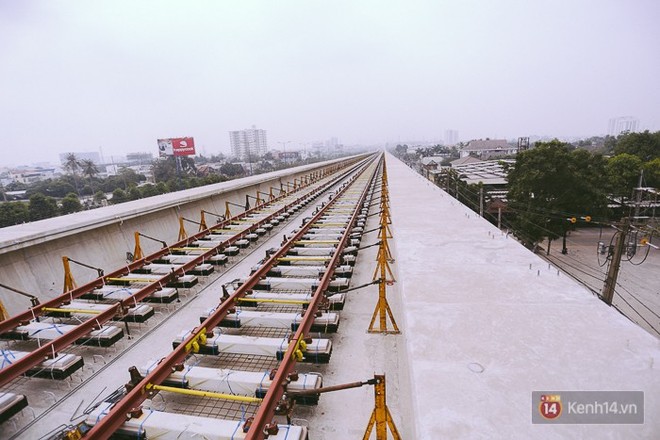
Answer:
[157,137,196,157]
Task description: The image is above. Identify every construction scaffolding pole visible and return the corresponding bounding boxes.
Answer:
[368,158,400,334]
[362,375,402,440]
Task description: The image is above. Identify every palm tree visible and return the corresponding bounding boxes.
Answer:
[81,159,99,180]
[64,153,81,175]
[63,153,82,196]
[81,159,100,195]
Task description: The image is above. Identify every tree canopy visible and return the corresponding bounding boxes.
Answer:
[28,193,59,221]
[614,130,660,161]
[506,140,607,250]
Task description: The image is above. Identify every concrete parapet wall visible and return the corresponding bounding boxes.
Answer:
[0,157,360,316]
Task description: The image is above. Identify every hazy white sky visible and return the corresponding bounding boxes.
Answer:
[1,0,659,166]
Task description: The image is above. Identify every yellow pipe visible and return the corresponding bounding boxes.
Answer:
[41,307,102,315]
[106,277,157,283]
[147,383,262,403]
[238,298,310,305]
[277,256,331,262]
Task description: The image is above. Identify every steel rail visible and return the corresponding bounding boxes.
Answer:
[0,160,365,391]
[245,155,382,439]
[83,154,378,439]
[0,161,356,336]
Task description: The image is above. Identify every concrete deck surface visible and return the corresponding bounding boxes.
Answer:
[386,153,659,439]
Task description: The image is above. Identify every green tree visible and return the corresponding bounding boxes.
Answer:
[60,193,83,214]
[0,202,29,227]
[394,144,408,157]
[139,184,159,198]
[63,153,81,175]
[93,190,107,204]
[128,186,141,201]
[63,153,82,196]
[111,188,127,204]
[605,153,643,200]
[80,159,99,193]
[614,130,660,161]
[152,157,197,183]
[643,158,660,189]
[28,193,59,221]
[27,179,76,198]
[220,163,245,177]
[506,140,607,252]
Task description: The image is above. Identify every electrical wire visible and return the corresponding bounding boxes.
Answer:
[615,282,660,322]
[613,290,660,337]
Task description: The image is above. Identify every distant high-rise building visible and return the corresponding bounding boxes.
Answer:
[608,117,639,136]
[59,151,101,165]
[444,129,459,146]
[325,137,338,148]
[229,125,267,160]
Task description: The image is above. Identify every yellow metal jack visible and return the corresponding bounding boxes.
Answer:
[133,232,144,260]
[362,374,402,440]
[224,201,232,219]
[369,161,400,334]
[178,217,188,241]
[199,210,208,231]
[62,256,77,293]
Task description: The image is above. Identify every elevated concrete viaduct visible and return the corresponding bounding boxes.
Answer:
[0,156,363,316]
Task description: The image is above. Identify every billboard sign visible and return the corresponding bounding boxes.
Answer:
[157,137,195,157]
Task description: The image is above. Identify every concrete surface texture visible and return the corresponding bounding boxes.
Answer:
[385,153,660,439]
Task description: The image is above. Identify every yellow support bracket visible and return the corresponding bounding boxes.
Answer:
[62,256,77,293]
[133,232,144,261]
[199,211,208,231]
[362,374,401,440]
[184,327,208,354]
[225,201,231,219]
[290,337,307,361]
[178,217,188,241]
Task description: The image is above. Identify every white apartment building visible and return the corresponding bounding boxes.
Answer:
[608,116,639,136]
[229,126,267,160]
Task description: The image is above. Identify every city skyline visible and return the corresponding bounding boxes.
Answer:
[1,1,658,167]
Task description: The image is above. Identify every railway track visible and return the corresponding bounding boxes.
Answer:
[0,155,375,438]
[57,154,382,440]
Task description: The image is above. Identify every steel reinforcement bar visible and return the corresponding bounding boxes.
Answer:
[83,154,381,439]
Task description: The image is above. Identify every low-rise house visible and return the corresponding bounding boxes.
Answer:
[460,139,517,159]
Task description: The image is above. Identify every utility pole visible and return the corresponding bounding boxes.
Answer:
[632,170,644,221]
[479,186,484,217]
[601,218,629,305]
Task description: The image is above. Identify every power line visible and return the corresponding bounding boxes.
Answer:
[613,290,660,337]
